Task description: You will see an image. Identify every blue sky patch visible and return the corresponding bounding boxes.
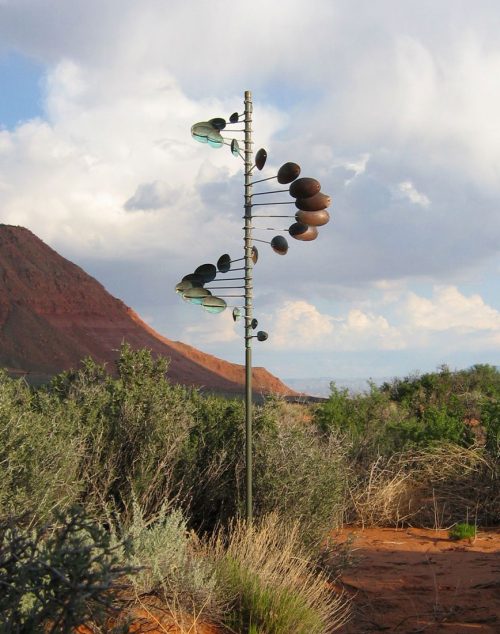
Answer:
[0,51,45,129]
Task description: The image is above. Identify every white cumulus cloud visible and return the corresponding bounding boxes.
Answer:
[268,300,404,351]
[405,286,500,334]
[1,1,500,379]
[271,300,334,348]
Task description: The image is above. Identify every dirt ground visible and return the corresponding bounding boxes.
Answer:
[76,526,500,633]
[76,602,223,634]
[337,526,500,633]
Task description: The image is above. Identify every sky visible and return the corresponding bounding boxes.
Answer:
[0,0,499,389]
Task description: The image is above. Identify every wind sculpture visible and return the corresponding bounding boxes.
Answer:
[175,91,331,521]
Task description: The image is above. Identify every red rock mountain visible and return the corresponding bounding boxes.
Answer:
[0,225,294,395]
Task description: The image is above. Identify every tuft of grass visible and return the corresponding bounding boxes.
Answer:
[448,522,476,541]
[207,513,350,634]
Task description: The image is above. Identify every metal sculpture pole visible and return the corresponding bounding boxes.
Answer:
[243,90,253,523]
[184,91,331,526]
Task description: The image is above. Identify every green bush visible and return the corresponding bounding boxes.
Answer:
[314,382,406,460]
[449,522,476,541]
[0,347,349,549]
[314,366,499,457]
[168,390,348,543]
[0,347,204,525]
[48,346,197,522]
[0,371,84,521]
[4,348,497,551]
[385,406,469,449]
[181,393,349,545]
[177,393,247,529]
[1,347,349,547]
[481,400,500,455]
[254,416,348,545]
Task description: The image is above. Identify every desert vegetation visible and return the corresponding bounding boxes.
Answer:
[316,364,500,528]
[1,347,499,632]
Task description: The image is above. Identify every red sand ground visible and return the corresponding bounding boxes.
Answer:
[76,526,500,633]
[77,608,222,633]
[337,526,500,633]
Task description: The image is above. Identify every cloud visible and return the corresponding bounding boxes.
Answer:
[124,180,177,212]
[269,300,404,351]
[404,286,500,335]
[396,181,430,207]
[315,26,500,188]
[271,300,334,348]
[264,285,500,357]
[183,311,239,345]
[0,1,499,379]
[0,57,251,263]
[1,2,500,285]
[344,153,370,185]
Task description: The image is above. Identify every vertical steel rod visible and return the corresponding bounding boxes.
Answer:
[243,90,253,523]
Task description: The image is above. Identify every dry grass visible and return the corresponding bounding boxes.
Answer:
[346,455,416,527]
[347,444,499,528]
[207,513,351,633]
[409,444,498,526]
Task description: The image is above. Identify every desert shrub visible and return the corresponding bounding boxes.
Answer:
[0,506,132,634]
[408,444,499,526]
[5,346,497,546]
[177,394,247,530]
[177,392,350,543]
[314,384,359,437]
[182,394,350,545]
[384,406,470,449]
[385,364,500,404]
[1,349,349,546]
[0,347,206,527]
[481,400,500,456]
[382,364,500,445]
[314,367,498,459]
[253,416,348,546]
[113,503,221,621]
[314,382,413,460]
[47,345,198,522]
[345,452,417,527]
[315,382,388,444]
[0,371,84,521]
[208,514,350,634]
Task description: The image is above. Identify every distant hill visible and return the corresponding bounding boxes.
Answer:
[0,225,294,395]
[284,376,393,398]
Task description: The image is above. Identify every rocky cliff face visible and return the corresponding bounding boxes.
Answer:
[0,225,294,395]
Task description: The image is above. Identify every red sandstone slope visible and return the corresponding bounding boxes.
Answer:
[0,225,294,395]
